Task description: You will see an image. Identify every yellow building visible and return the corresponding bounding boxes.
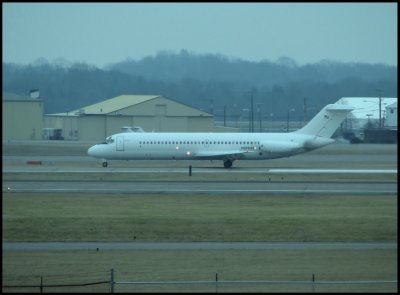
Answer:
[2,92,43,140]
[44,95,215,141]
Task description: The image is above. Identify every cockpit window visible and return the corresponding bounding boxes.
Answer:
[105,137,115,144]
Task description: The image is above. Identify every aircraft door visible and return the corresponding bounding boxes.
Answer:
[116,136,124,151]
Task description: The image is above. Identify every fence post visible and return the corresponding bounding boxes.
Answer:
[189,165,192,176]
[110,268,114,293]
[215,273,218,293]
[40,276,43,293]
[311,273,315,293]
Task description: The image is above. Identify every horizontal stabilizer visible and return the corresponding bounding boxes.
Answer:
[325,104,355,112]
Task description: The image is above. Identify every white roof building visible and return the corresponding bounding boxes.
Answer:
[385,102,397,129]
[336,97,397,130]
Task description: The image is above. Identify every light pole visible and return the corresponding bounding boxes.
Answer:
[209,99,214,115]
[250,90,254,133]
[303,97,307,127]
[233,104,239,128]
[287,108,295,133]
[376,89,383,128]
[256,103,264,132]
[223,105,226,127]
[363,97,386,128]
[241,108,250,132]
[269,113,274,132]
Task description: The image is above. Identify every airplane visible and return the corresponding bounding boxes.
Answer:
[88,103,354,168]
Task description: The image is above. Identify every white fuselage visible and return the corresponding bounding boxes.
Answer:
[88,103,354,167]
[87,131,334,161]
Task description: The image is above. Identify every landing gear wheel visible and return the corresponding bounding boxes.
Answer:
[102,161,108,168]
[223,160,233,168]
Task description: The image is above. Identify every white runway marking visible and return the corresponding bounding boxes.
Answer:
[268,169,397,174]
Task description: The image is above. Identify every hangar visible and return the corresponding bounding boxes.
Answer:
[336,97,397,143]
[385,102,397,129]
[44,94,214,141]
[336,97,398,131]
[2,91,43,141]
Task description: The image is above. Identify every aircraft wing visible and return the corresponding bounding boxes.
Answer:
[193,149,255,160]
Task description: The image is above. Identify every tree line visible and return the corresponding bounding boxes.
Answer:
[3,50,397,121]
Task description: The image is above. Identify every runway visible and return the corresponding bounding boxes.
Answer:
[3,144,397,195]
[4,179,397,195]
[3,167,397,174]
[3,242,397,251]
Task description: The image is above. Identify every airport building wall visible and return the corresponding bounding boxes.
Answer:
[44,115,79,140]
[2,95,43,141]
[119,96,209,117]
[44,95,215,141]
[188,116,214,132]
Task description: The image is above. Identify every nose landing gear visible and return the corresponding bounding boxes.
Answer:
[102,159,108,167]
[223,159,233,168]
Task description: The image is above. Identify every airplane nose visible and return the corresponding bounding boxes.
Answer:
[88,145,98,157]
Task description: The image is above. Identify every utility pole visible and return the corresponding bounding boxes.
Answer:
[376,89,383,128]
[256,103,264,132]
[303,97,307,127]
[223,105,226,127]
[287,108,295,132]
[286,109,290,133]
[250,90,254,133]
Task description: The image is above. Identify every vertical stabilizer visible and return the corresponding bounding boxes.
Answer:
[295,104,354,138]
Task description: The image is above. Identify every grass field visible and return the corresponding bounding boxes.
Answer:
[3,141,397,292]
[3,193,397,242]
[3,249,397,292]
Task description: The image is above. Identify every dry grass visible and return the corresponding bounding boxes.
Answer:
[3,193,397,242]
[3,141,397,292]
[3,249,397,292]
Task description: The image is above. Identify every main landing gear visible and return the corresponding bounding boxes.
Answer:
[223,159,233,168]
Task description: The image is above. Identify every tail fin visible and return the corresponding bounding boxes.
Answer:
[295,104,354,138]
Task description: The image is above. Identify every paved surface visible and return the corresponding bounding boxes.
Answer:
[3,179,397,195]
[3,167,397,173]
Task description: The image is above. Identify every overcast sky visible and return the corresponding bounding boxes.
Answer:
[3,2,397,68]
